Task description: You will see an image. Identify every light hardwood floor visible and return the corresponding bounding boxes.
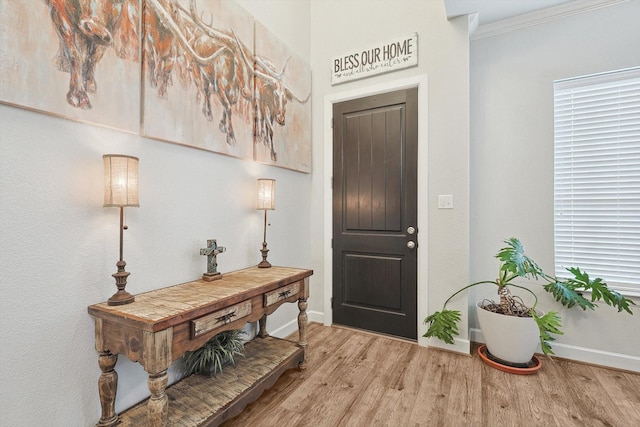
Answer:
[222,322,640,427]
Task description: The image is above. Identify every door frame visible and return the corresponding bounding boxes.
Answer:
[323,74,430,346]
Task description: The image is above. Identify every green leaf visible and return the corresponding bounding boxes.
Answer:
[533,310,563,355]
[423,310,461,345]
[182,329,246,377]
[496,237,543,280]
[542,279,594,310]
[565,267,635,314]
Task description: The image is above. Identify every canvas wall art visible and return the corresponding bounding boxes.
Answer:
[142,0,255,160]
[253,22,312,173]
[0,1,141,133]
[1,0,312,173]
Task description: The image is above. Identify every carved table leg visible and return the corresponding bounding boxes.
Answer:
[258,314,269,338]
[96,351,119,427]
[297,297,308,370]
[147,370,168,427]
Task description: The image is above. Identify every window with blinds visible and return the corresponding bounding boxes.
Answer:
[554,67,640,297]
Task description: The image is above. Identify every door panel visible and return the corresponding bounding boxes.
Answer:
[333,88,418,340]
[344,254,402,310]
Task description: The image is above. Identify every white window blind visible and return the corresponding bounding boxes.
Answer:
[554,67,640,297]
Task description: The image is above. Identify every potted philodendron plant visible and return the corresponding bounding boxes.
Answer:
[182,329,246,377]
[424,238,635,369]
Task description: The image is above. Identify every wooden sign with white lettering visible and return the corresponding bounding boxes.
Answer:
[331,33,418,85]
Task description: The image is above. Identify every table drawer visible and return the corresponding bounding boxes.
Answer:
[264,282,300,307]
[191,300,252,338]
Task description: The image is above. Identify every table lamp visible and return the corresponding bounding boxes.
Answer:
[257,178,275,268]
[103,154,139,305]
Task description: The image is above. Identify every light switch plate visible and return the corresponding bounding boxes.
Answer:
[438,195,453,209]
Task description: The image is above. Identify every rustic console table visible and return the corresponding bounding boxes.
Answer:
[88,266,313,427]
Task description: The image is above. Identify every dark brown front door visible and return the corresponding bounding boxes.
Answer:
[332,88,418,340]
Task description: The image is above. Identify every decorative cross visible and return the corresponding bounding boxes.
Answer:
[200,239,226,281]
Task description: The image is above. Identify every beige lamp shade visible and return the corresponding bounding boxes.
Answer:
[257,178,276,210]
[103,154,139,207]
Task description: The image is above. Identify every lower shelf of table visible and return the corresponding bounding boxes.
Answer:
[117,336,304,427]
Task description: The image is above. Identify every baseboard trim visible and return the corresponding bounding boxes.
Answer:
[470,327,640,373]
[421,336,471,355]
[270,310,325,339]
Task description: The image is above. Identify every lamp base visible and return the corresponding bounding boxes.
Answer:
[108,290,135,306]
[258,244,271,268]
[258,260,272,268]
[108,260,135,306]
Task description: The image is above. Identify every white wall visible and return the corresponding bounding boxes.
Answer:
[470,0,640,370]
[6,0,637,425]
[308,0,470,352]
[0,2,311,426]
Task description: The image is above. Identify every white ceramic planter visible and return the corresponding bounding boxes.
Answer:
[476,300,541,364]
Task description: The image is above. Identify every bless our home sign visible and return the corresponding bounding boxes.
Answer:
[331,33,418,85]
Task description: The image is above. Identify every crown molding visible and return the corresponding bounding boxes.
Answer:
[471,0,629,41]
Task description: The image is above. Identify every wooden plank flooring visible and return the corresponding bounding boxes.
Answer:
[222,323,640,427]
